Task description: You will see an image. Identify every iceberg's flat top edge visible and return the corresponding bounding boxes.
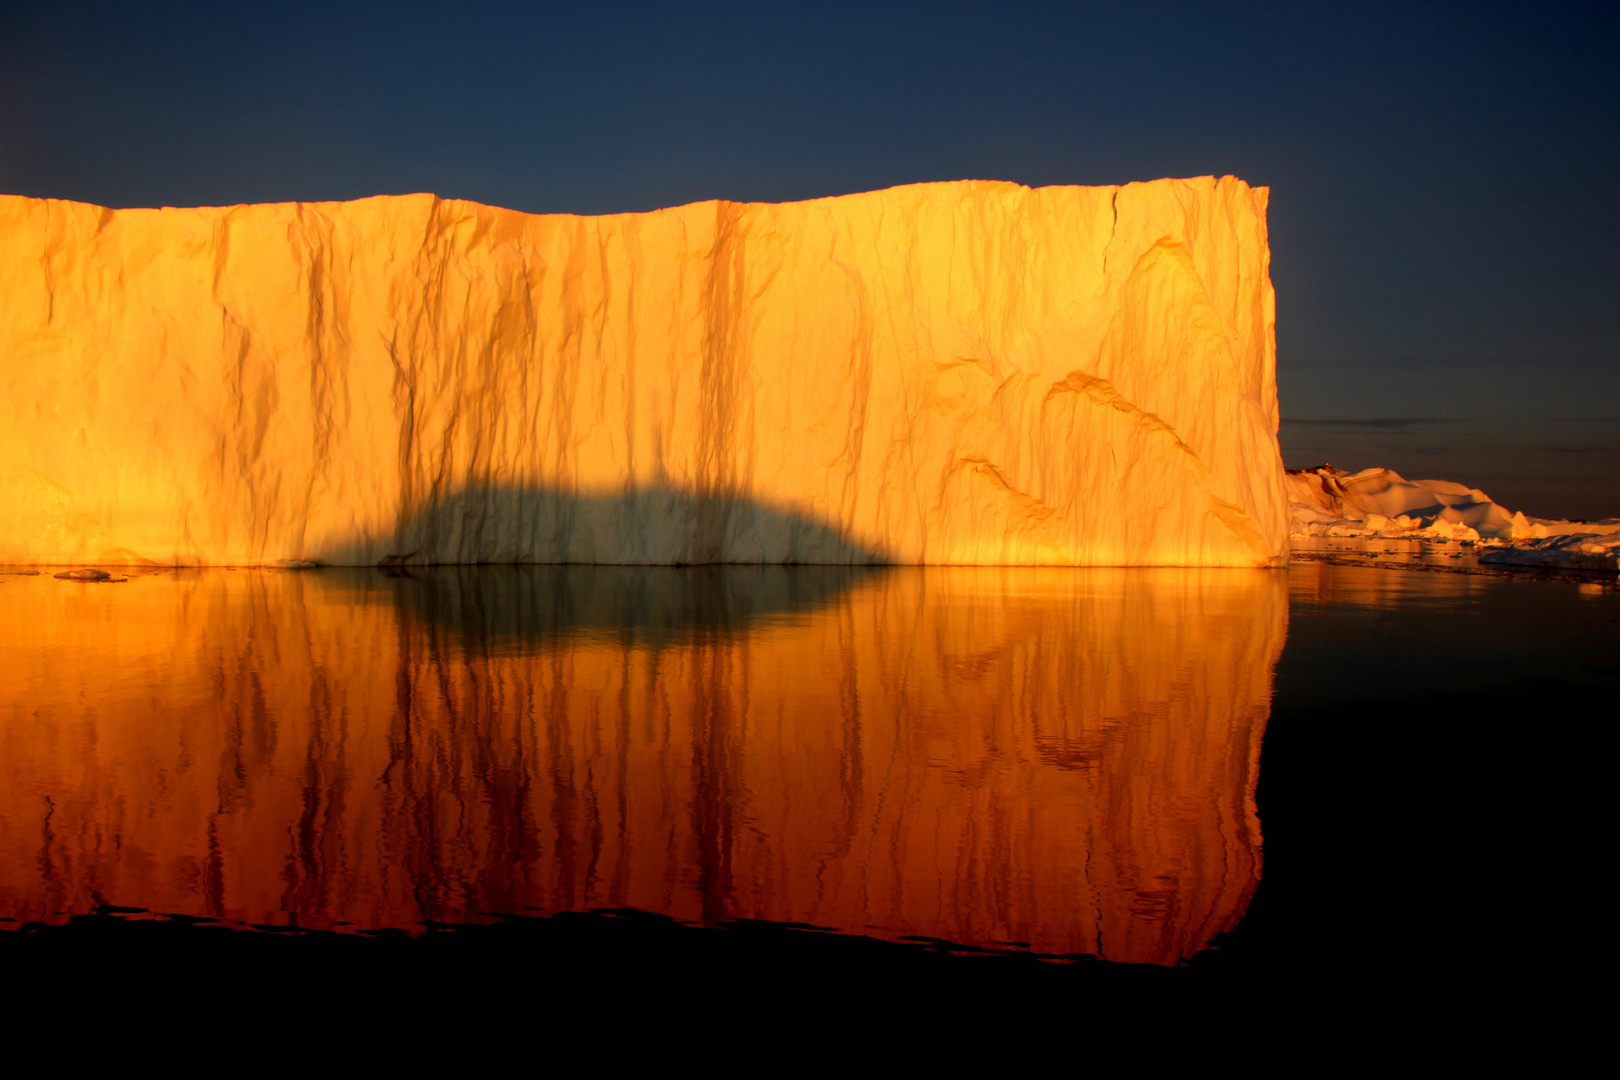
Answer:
[0,174,1261,221]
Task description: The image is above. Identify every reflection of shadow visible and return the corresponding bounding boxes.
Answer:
[328,564,886,652]
[314,483,888,567]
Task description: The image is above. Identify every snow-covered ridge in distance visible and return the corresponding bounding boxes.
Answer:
[1287,463,1620,572]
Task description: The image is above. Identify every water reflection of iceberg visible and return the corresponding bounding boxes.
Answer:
[0,566,1285,965]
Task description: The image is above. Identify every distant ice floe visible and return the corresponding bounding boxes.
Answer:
[1287,464,1620,572]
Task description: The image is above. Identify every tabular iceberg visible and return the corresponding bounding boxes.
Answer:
[0,178,1287,567]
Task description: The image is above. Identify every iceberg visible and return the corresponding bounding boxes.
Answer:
[1286,464,1520,541]
[0,178,1287,567]
[1287,463,1619,570]
[1478,533,1620,573]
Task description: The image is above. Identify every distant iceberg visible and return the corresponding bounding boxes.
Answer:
[1287,463,1619,571]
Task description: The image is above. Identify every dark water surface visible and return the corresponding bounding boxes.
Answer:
[0,563,1613,980]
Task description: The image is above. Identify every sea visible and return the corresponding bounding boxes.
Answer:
[1,556,1612,1006]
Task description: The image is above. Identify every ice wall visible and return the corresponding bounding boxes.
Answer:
[0,178,1287,566]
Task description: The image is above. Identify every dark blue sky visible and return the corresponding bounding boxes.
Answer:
[3,0,1615,517]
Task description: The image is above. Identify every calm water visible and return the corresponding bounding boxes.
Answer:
[1,563,1613,967]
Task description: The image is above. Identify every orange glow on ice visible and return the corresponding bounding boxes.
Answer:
[0,566,1281,964]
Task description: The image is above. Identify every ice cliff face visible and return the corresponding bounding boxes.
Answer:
[0,178,1287,566]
